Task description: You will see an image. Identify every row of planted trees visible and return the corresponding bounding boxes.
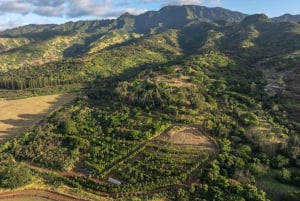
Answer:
[0,59,89,90]
[0,75,84,90]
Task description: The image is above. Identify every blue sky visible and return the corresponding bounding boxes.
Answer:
[0,0,299,31]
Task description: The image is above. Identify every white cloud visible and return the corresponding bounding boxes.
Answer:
[31,0,65,7]
[0,0,115,18]
[34,4,67,17]
[0,0,31,15]
[143,0,205,5]
[210,0,221,5]
[66,0,112,17]
[168,0,205,5]
[124,8,148,16]
[144,0,222,6]
[0,0,223,19]
[0,15,26,31]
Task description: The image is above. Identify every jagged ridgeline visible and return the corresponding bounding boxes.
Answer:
[0,5,299,201]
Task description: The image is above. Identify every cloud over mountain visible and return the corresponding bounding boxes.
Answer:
[0,0,147,18]
[143,0,221,7]
[0,0,219,18]
[0,0,31,15]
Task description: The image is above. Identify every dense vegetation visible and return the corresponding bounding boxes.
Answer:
[0,5,299,201]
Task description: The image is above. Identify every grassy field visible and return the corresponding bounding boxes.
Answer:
[0,93,76,143]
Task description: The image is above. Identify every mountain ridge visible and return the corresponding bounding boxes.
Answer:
[273,13,300,22]
[1,5,300,36]
[1,5,247,35]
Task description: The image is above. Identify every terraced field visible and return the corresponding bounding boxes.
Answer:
[49,125,219,195]
[111,126,218,187]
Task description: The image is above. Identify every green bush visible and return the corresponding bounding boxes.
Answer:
[0,163,33,189]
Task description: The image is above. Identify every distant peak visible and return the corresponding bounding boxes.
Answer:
[282,13,292,17]
[249,13,269,19]
[241,14,269,25]
[157,5,246,20]
[273,13,300,22]
[118,12,133,19]
[123,12,131,16]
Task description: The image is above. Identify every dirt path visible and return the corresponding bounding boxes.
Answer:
[0,189,86,201]
[26,163,109,186]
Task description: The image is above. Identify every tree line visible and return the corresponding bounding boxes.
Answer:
[0,60,88,90]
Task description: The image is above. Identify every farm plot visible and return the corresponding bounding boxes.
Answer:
[84,139,140,178]
[0,93,76,143]
[111,126,217,186]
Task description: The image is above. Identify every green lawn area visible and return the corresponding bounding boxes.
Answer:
[256,169,299,201]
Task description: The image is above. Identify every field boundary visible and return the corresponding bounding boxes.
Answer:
[0,189,87,201]
[0,93,76,144]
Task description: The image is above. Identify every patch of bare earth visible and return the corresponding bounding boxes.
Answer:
[155,75,194,87]
[0,93,76,143]
[159,126,214,147]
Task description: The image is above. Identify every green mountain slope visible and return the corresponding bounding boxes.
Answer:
[218,14,300,132]
[0,5,246,70]
[132,5,246,33]
[223,14,300,55]
[0,20,116,70]
[273,14,300,22]
[0,37,31,52]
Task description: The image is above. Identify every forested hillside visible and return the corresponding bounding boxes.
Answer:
[0,5,299,201]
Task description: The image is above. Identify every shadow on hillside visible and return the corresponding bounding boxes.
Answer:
[0,94,76,144]
[63,33,103,57]
[0,117,38,143]
[177,22,221,54]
